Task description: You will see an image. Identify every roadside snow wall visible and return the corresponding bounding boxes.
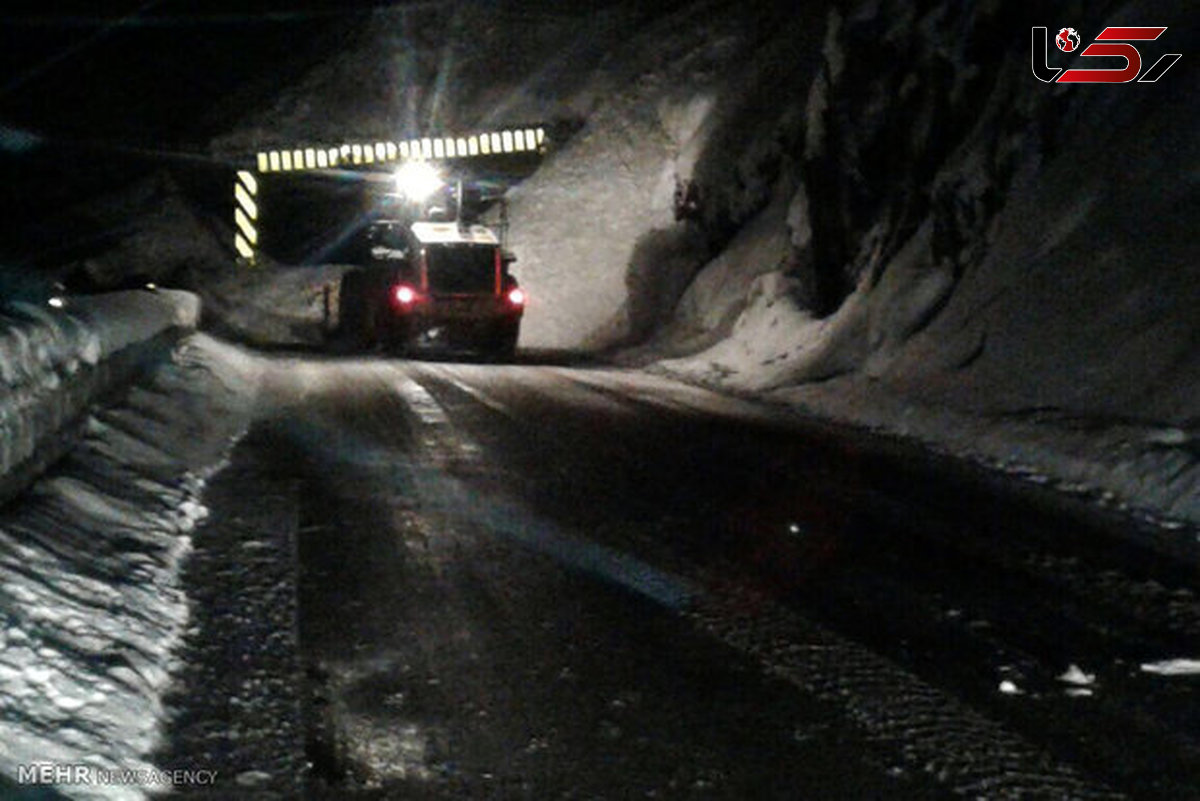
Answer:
[0,290,199,504]
[0,334,258,801]
[646,0,1199,525]
[0,291,228,799]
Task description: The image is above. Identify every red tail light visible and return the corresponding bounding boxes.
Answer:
[506,287,526,308]
[393,284,418,307]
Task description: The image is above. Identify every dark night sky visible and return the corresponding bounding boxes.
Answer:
[0,0,627,145]
[0,2,379,263]
[0,2,376,146]
[0,1,624,263]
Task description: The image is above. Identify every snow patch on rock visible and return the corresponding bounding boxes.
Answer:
[1140,659,1200,677]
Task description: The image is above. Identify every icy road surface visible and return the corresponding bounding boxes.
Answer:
[167,353,1200,800]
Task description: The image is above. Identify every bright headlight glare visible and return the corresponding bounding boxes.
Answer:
[394,162,444,202]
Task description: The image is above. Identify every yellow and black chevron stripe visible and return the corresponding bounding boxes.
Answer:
[254,126,547,174]
[234,126,547,263]
[233,170,258,263]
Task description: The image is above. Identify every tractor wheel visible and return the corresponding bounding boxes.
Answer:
[488,324,519,362]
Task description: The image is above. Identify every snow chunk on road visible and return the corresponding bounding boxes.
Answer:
[1140,659,1200,677]
[1058,664,1096,687]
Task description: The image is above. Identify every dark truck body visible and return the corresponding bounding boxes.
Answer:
[338,220,524,358]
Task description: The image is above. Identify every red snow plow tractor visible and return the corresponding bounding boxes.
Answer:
[337,169,524,359]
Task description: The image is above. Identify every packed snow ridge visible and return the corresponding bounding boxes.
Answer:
[0,281,246,798]
[0,334,258,800]
[0,290,199,491]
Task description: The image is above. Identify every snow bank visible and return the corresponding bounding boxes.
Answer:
[0,334,259,799]
[0,290,199,500]
[49,168,353,348]
[506,0,825,349]
[200,262,354,347]
[644,0,1199,528]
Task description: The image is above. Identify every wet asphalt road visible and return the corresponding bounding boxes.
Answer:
[238,355,1199,800]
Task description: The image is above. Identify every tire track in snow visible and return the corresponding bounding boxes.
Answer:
[388,365,697,610]
[402,364,1124,799]
[689,585,1124,800]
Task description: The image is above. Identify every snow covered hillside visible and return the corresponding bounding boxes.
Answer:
[641,0,1200,524]
[655,0,1198,419]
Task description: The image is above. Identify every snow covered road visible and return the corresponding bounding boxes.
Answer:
[6,341,1196,798]
[159,352,1198,800]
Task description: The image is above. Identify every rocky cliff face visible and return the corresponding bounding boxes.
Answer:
[648,0,1198,522]
[777,0,1198,423]
[653,0,1197,425]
